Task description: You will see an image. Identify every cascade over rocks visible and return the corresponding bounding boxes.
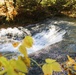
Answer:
[0,27,31,43]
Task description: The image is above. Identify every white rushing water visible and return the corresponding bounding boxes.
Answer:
[0,25,66,54]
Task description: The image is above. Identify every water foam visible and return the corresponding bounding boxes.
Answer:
[0,25,66,54]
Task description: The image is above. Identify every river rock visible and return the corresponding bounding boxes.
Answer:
[66,44,76,53]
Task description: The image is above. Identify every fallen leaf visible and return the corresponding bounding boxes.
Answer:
[12,42,20,47]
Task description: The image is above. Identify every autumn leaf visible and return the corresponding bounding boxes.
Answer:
[0,70,7,75]
[66,55,75,66]
[0,56,9,68]
[22,57,30,68]
[42,64,52,75]
[73,64,76,70]
[0,36,34,75]
[62,55,76,75]
[22,36,33,48]
[9,59,16,69]
[45,58,56,64]
[12,42,20,47]
[52,62,62,72]
[19,45,28,57]
[7,66,18,75]
[15,58,28,73]
[0,57,18,75]
[18,72,25,75]
[67,55,75,63]
[18,56,30,68]
[42,58,62,75]
[10,58,28,73]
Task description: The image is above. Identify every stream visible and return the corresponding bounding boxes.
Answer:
[0,17,76,57]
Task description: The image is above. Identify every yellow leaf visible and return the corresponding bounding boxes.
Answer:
[42,58,62,75]
[68,71,71,75]
[42,64,52,75]
[19,45,28,57]
[73,65,76,70]
[18,56,30,68]
[0,69,7,75]
[7,66,18,75]
[73,64,76,70]
[67,55,75,63]
[15,58,28,73]
[23,57,30,67]
[19,72,25,75]
[0,57,18,75]
[10,58,28,73]
[12,42,20,47]
[9,59,17,69]
[0,56,9,68]
[45,58,56,64]
[67,55,75,66]
[52,62,62,71]
[22,36,33,48]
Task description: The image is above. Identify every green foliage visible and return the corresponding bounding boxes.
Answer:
[40,0,56,7]
[16,0,76,17]
[16,0,38,12]
[12,0,76,20]
[0,0,76,22]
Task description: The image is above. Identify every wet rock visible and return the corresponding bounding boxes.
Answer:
[67,44,76,53]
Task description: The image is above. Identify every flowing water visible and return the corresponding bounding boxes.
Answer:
[0,17,76,56]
